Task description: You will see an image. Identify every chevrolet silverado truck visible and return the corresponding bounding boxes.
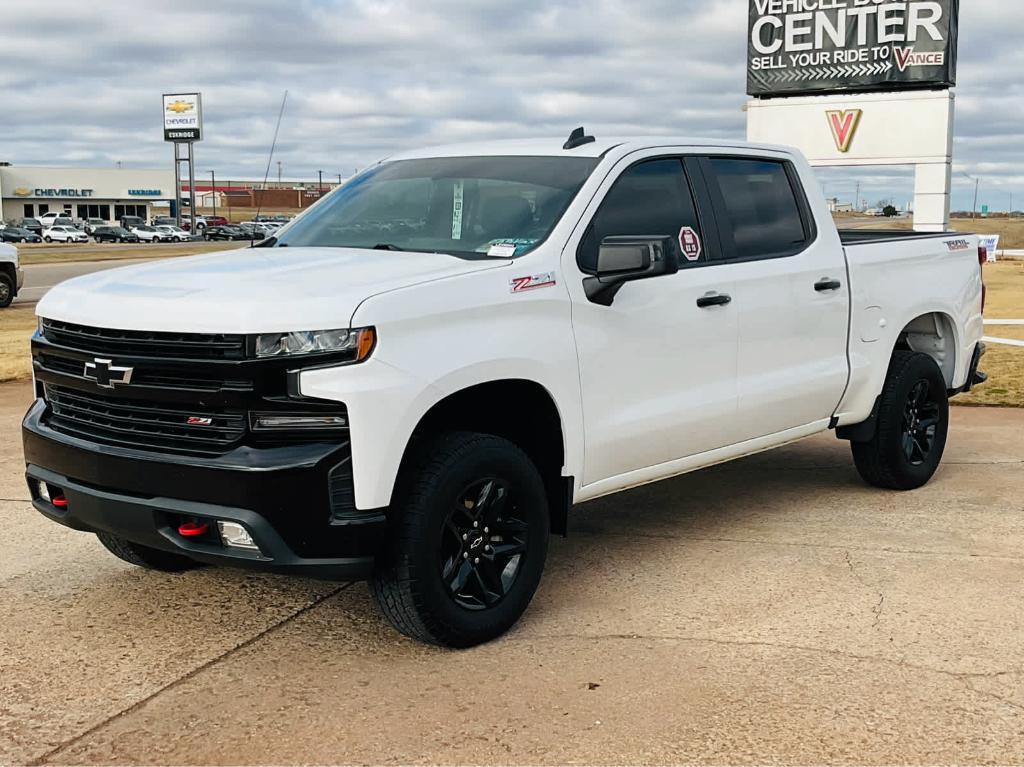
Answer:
[1,242,25,308]
[23,131,987,647]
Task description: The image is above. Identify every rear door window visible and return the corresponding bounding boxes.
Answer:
[704,158,812,261]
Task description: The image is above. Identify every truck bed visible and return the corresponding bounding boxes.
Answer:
[838,229,962,246]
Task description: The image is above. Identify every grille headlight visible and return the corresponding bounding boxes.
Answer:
[254,326,376,360]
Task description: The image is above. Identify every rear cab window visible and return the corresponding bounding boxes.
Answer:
[702,157,815,261]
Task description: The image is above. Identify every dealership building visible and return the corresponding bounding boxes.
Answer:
[0,165,176,223]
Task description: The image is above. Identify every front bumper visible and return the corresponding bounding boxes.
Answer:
[16,266,24,291]
[23,400,385,580]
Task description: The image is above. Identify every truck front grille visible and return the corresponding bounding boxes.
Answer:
[41,319,246,360]
[45,384,246,454]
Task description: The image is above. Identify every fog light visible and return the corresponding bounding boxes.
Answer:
[217,521,260,552]
[37,481,51,502]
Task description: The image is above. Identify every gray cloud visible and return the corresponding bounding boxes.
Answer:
[0,0,1019,211]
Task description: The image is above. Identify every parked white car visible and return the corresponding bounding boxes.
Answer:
[38,212,69,227]
[24,132,987,647]
[0,242,24,308]
[239,221,277,238]
[131,226,169,243]
[42,225,88,244]
[154,225,191,242]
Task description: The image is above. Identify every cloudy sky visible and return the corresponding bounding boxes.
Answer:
[0,0,1020,211]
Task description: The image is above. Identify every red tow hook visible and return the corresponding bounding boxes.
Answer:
[178,521,210,538]
[52,495,69,509]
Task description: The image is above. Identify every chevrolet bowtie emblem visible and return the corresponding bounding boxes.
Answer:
[84,358,134,389]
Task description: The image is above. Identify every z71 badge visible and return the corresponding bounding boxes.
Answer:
[510,273,557,293]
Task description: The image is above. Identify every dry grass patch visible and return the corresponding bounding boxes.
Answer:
[981,260,1024,320]
[19,241,248,266]
[0,305,37,383]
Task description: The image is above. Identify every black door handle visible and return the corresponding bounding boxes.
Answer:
[815,279,842,292]
[696,293,732,309]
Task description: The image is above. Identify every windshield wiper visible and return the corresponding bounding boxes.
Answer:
[372,243,405,251]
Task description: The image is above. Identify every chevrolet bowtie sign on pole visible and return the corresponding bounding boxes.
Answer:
[163,92,203,232]
[745,1,961,232]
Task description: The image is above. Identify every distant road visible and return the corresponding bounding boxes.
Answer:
[15,259,150,305]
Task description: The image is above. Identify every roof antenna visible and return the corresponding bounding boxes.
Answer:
[563,126,596,151]
[253,90,288,246]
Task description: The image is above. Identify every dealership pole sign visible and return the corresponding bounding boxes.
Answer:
[748,0,958,97]
[163,93,203,142]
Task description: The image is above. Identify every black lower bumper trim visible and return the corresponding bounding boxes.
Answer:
[26,464,375,581]
[23,399,385,580]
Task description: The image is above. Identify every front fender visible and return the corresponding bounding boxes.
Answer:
[302,258,582,510]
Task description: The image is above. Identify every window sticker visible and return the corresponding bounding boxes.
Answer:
[451,181,464,240]
[679,226,702,262]
[479,238,540,257]
[488,243,518,258]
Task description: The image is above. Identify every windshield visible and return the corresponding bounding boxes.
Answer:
[275,155,598,257]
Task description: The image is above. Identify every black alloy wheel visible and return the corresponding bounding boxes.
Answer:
[901,379,942,466]
[440,478,529,611]
[851,351,950,491]
[371,432,550,647]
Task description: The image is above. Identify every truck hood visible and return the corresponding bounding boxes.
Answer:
[36,246,508,333]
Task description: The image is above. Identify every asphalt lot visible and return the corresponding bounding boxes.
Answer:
[2,380,1024,765]
[15,259,150,304]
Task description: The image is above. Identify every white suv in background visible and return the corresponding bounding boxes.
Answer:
[42,225,88,244]
[154,225,191,242]
[131,226,169,243]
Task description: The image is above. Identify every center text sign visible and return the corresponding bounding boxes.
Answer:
[748,0,958,97]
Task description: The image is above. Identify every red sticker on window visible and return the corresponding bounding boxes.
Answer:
[679,227,702,262]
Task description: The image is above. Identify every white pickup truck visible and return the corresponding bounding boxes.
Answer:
[23,132,987,647]
[0,242,24,308]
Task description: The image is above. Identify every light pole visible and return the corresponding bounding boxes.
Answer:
[210,170,216,219]
[961,172,980,219]
[317,170,324,193]
[277,161,282,185]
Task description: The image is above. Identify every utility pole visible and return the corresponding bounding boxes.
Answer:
[317,169,324,193]
[337,173,342,185]
[855,182,861,211]
[211,170,216,219]
[972,177,980,219]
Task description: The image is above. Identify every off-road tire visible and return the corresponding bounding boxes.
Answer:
[0,273,14,308]
[851,351,949,491]
[96,531,202,572]
[370,432,550,648]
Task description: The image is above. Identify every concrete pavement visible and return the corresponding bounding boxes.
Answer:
[2,380,1023,765]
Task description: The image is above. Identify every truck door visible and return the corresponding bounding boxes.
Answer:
[565,154,741,486]
[700,155,850,440]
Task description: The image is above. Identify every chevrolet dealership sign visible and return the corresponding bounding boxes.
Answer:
[163,93,203,142]
[748,0,959,97]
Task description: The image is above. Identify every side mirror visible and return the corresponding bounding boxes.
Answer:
[584,235,680,306]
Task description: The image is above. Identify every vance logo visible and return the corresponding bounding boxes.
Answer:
[826,109,863,154]
[894,47,946,72]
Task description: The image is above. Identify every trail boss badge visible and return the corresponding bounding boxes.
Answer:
[510,273,557,293]
[678,227,702,262]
